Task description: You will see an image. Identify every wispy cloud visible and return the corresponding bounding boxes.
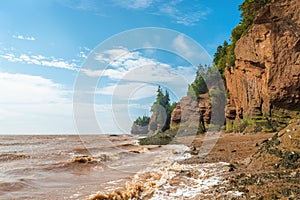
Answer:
[59,0,210,26]
[112,0,210,26]
[0,52,78,70]
[12,34,36,41]
[172,34,195,59]
[79,51,88,59]
[58,0,97,11]
[98,82,157,100]
[83,47,196,101]
[158,1,211,26]
[112,0,156,9]
[172,34,211,63]
[78,46,91,59]
[94,47,131,64]
[86,47,178,81]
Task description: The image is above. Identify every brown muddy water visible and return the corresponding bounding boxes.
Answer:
[0,135,188,199]
[0,134,237,199]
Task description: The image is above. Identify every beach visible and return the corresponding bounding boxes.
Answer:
[0,132,276,199]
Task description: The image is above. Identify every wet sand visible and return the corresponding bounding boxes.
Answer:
[89,132,277,200]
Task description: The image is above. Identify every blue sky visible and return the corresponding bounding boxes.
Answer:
[0,0,243,134]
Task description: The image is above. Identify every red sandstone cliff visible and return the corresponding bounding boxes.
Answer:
[225,0,300,120]
[171,0,300,128]
[170,94,211,130]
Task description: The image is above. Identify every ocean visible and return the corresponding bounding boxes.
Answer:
[0,134,232,199]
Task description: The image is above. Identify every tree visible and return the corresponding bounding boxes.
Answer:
[133,115,150,126]
[239,0,271,30]
[213,0,272,73]
[213,41,229,73]
[187,64,208,99]
[131,115,150,134]
[150,86,175,131]
[133,86,177,134]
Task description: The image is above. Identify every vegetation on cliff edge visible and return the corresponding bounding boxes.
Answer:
[131,86,177,135]
[213,0,272,75]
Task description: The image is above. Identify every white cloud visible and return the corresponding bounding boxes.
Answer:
[112,0,155,9]
[172,34,197,60]
[89,47,179,81]
[158,3,211,26]
[121,64,180,83]
[13,34,36,41]
[94,47,134,64]
[142,42,156,55]
[0,72,74,134]
[83,46,91,51]
[176,65,197,82]
[112,0,210,26]
[82,69,104,77]
[0,52,78,70]
[0,72,160,134]
[0,72,68,104]
[83,47,195,100]
[79,51,88,59]
[41,60,76,70]
[88,48,152,79]
[98,82,157,100]
[78,46,91,59]
[31,55,46,60]
[75,46,200,133]
[58,0,97,11]
[82,68,126,79]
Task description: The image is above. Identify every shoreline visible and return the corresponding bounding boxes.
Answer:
[89,132,277,199]
[91,125,300,199]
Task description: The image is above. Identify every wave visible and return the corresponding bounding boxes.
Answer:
[90,162,231,200]
[39,155,108,172]
[0,181,24,192]
[0,153,30,162]
[41,146,152,172]
[88,144,235,200]
[0,180,34,194]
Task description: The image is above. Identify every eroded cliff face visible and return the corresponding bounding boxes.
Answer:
[226,0,300,121]
[170,94,211,129]
[131,124,148,135]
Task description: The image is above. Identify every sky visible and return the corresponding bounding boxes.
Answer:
[0,0,243,134]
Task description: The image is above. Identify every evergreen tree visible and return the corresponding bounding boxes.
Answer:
[150,86,174,131]
[187,64,208,99]
[213,41,229,74]
[133,86,177,133]
[213,0,272,74]
[133,115,150,126]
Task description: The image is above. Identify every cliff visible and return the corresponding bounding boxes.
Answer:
[143,0,300,135]
[131,124,148,135]
[170,93,211,132]
[225,0,300,121]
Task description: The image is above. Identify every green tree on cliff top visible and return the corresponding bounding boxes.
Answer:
[187,64,208,99]
[151,86,174,131]
[213,0,272,75]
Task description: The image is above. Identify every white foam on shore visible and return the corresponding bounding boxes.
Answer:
[145,162,230,199]
[123,145,234,199]
[89,144,244,199]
